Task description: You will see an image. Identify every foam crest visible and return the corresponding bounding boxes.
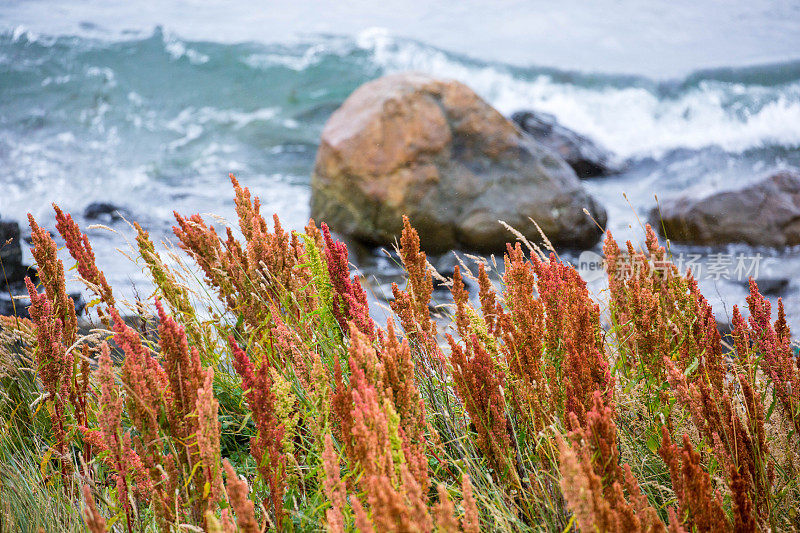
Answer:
[357,29,800,158]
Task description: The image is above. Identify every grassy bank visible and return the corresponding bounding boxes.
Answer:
[1,174,799,532]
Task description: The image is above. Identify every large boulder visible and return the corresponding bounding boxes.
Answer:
[650,171,800,247]
[511,110,619,178]
[311,73,607,253]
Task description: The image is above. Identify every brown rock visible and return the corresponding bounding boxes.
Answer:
[650,171,800,247]
[311,73,606,253]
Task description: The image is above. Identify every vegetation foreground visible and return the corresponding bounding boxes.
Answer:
[1,175,799,532]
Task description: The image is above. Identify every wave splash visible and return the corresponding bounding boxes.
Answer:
[356,28,800,158]
[4,26,800,160]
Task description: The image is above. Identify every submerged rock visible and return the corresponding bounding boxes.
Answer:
[312,73,606,254]
[651,171,800,247]
[511,110,619,178]
[84,202,129,222]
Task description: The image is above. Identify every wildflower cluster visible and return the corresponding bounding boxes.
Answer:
[1,175,799,533]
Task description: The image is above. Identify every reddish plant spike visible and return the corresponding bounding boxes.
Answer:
[305,218,323,249]
[25,276,73,483]
[378,319,429,488]
[322,434,347,533]
[156,299,204,440]
[330,355,354,454]
[501,244,543,375]
[321,223,375,339]
[227,336,287,527]
[53,204,115,311]
[557,432,617,531]
[112,308,167,446]
[395,215,434,337]
[603,226,725,391]
[658,426,684,504]
[222,460,261,533]
[79,342,150,532]
[659,428,732,531]
[774,298,790,346]
[449,265,471,339]
[477,262,498,335]
[82,485,108,533]
[351,495,375,533]
[448,333,512,476]
[730,464,757,532]
[741,282,800,436]
[461,474,481,533]
[434,483,459,533]
[390,218,447,372]
[679,435,732,532]
[196,367,224,510]
[27,213,77,347]
[559,393,666,533]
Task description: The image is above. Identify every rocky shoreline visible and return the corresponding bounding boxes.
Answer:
[3,73,798,324]
[311,73,800,262]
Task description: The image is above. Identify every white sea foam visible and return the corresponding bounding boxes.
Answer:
[166,106,280,134]
[163,35,209,65]
[242,40,352,72]
[358,29,800,158]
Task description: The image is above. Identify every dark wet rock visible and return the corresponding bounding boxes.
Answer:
[71,292,87,316]
[744,277,789,296]
[0,219,29,285]
[511,110,619,178]
[650,171,800,247]
[0,288,27,318]
[84,202,129,222]
[0,280,84,319]
[1,216,35,317]
[312,73,607,254]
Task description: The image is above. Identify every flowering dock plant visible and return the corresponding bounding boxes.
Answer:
[1,175,799,532]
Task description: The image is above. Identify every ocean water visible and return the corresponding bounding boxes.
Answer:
[1,1,799,331]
